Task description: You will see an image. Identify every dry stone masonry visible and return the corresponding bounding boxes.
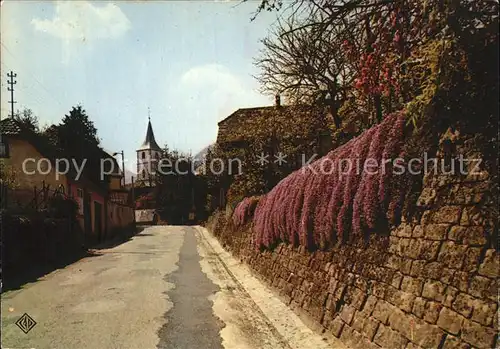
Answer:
[209,133,499,349]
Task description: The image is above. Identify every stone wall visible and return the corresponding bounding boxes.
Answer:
[210,135,499,349]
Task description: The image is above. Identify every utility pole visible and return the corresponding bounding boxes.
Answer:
[7,71,17,118]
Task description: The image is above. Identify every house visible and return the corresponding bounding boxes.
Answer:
[0,118,134,244]
[212,97,334,208]
[217,96,333,162]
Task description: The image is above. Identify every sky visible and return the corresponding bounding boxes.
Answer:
[0,0,280,175]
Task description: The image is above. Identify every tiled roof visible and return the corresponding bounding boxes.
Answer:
[0,118,23,136]
[216,105,329,144]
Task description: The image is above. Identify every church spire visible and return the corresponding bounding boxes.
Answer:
[138,110,161,151]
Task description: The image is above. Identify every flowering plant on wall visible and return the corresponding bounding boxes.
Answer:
[252,112,408,250]
[233,196,260,227]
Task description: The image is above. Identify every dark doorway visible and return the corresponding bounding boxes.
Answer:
[94,201,103,242]
[83,192,92,243]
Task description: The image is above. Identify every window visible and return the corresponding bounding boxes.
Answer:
[141,152,145,159]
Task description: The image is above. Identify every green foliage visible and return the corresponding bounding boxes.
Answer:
[42,105,104,185]
[0,160,20,189]
[53,105,100,154]
[14,108,39,133]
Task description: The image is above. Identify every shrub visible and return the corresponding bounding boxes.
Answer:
[47,195,79,219]
[252,112,408,250]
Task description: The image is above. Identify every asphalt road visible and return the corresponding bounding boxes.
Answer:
[1,226,345,349]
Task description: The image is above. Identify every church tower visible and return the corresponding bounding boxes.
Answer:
[136,116,162,186]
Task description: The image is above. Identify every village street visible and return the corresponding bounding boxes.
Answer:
[1,226,344,349]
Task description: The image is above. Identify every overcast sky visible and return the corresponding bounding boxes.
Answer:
[0,1,279,173]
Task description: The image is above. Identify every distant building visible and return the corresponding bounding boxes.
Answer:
[136,117,162,186]
[216,96,333,158]
[0,118,134,244]
[212,96,334,209]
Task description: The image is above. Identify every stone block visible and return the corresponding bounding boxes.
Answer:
[391,272,404,289]
[437,307,465,335]
[372,281,387,299]
[443,286,459,308]
[418,240,442,261]
[412,225,424,238]
[478,249,499,278]
[422,280,446,302]
[486,278,498,302]
[351,312,366,333]
[340,304,356,325]
[412,297,427,318]
[322,309,335,328]
[431,206,462,224]
[451,271,469,292]
[329,316,344,338]
[394,224,414,238]
[346,286,367,310]
[374,324,408,349]
[410,260,425,277]
[388,308,445,348]
[440,268,456,285]
[387,289,415,313]
[463,247,481,272]
[468,275,491,299]
[421,262,442,280]
[401,276,424,296]
[361,316,380,341]
[423,301,442,324]
[417,187,437,207]
[325,293,336,311]
[372,300,393,324]
[361,295,378,316]
[387,254,412,274]
[437,241,467,269]
[471,299,497,326]
[392,237,412,257]
[452,293,475,318]
[448,226,487,245]
[442,335,471,349]
[461,318,497,349]
[423,224,450,240]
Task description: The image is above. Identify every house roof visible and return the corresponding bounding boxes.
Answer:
[1,118,23,136]
[101,149,123,177]
[216,104,330,144]
[137,119,161,151]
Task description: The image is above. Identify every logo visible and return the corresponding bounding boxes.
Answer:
[15,313,37,334]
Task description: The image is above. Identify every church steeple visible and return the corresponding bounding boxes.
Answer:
[136,110,162,185]
[138,115,161,151]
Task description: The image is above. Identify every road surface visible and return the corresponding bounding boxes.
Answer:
[1,226,346,349]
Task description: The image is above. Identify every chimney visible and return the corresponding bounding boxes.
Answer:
[275,94,281,108]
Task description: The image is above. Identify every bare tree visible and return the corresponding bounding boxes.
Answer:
[255,12,355,129]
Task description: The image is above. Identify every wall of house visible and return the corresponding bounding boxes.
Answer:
[5,138,68,190]
[107,201,135,238]
[209,136,499,349]
[109,176,122,190]
[135,209,156,223]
